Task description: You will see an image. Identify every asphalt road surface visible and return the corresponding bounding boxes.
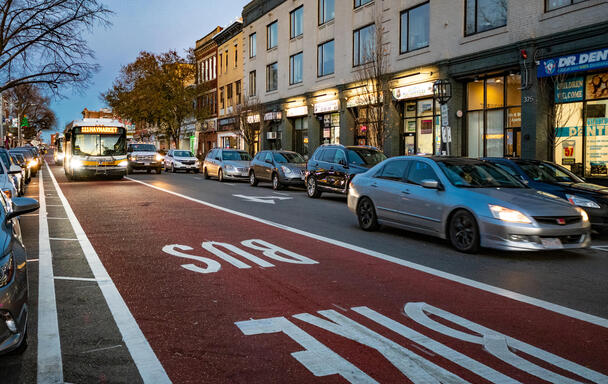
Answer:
[1,160,607,383]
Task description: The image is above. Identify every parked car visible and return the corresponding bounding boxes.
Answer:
[10,152,30,184]
[348,156,591,253]
[11,148,39,176]
[16,147,41,172]
[0,194,40,355]
[249,150,306,190]
[203,149,252,182]
[484,158,608,232]
[0,150,24,197]
[126,143,163,174]
[305,144,387,198]
[164,150,200,173]
[0,150,20,200]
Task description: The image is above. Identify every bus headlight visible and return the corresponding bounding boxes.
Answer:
[155,154,163,162]
[71,158,83,169]
[118,160,129,167]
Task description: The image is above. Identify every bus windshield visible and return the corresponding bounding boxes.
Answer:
[73,134,126,157]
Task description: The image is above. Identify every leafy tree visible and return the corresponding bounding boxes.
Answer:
[103,50,208,149]
[0,0,111,93]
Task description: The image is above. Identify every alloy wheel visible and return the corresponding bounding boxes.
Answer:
[449,211,479,253]
[357,198,378,231]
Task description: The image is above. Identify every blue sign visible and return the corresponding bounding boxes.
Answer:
[538,48,608,78]
[555,76,584,103]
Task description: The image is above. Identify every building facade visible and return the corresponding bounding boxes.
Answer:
[215,19,245,150]
[240,0,608,180]
[194,26,222,157]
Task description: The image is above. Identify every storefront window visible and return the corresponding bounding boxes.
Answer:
[293,118,309,157]
[402,98,440,155]
[466,74,521,157]
[321,113,340,144]
[585,99,608,177]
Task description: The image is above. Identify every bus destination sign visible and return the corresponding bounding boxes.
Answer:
[81,126,119,134]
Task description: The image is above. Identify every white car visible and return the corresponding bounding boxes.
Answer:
[164,150,200,173]
[0,149,20,199]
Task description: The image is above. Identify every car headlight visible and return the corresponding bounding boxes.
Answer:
[0,252,14,288]
[195,160,200,166]
[225,164,235,171]
[280,166,291,174]
[27,160,35,168]
[118,160,129,167]
[576,207,589,223]
[71,158,83,169]
[566,194,601,209]
[489,205,532,224]
[156,154,163,161]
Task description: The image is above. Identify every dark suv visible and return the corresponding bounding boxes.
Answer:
[305,144,386,198]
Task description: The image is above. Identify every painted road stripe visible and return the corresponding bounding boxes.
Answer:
[126,176,608,329]
[46,163,171,384]
[49,238,79,241]
[37,171,64,384]
[592,246,608,252]
[54,276,100,282]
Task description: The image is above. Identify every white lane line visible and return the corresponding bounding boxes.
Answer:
[49,238,79,241]
[47,217,68,220]
[125,176,608,329]
[46,163,171,384]
[37,171,64,384]
[28,259,39,262]
[592,246,608,252]
[46,205,63,207]
[54,276,99,282]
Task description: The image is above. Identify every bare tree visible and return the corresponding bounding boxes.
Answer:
[0,0,111,94]
[353,16,391,152]
[6,83,56,140]
[235,97,264,155]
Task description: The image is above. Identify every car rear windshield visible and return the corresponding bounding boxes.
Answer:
[438,161,525,188]
[346,148,387,166]
[0,152,10,169]
[222,151,252,161]
[517,162,582,183]
[12,150,33,160]
[130,144,156,152]
[174,151,194,157]
[273,152,305,163]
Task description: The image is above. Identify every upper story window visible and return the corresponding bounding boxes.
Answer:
[290,52,303,85]
[219,54,223,74]
[220,87,225,109]
[465,0,507,36]
[225,50,229,71]
[249,71,257,96]
[546,0,588,11]
[290,6,303,39]
[234,44,238,67]
[266,62,278,92]
[319,0,335,25]
[249,33,256,58]
[400,2,430,54]
[227,83,233,102]
[353,24,375,67]
[354,0,373,9]
[267,21,278,50]
[236,80,241,104]
[318,40,335,77]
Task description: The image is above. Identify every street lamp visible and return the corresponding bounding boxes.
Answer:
[433,79,452,156]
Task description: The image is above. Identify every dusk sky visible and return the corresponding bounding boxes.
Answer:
[47,0,248,141]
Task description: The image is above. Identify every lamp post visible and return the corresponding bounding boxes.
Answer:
[433,79,452,156]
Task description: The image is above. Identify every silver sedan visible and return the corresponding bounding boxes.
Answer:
[347,156,591,253]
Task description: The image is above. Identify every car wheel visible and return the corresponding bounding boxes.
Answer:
[306,176,321,198]
[449,210,480,253]
[127,166,132,175]
[357,197,379,231]
[272,173,282,190]
[218,169,224,182]
[194,169,200,174]
[171,164,176,173]
[249,171,258,186]
[203,168,210,179]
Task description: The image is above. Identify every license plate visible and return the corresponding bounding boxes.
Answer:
[300,175,305,180]
[144,162,150,166]
[541,238,563,249]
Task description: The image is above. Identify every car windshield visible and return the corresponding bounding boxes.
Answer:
[273,152,305,163]
[174,151,193,157]
[347,148,387,166]
[130,144,156,152]
[12,150,32,160]
[74,134,126,156]
[222,151,251,161]
[517,161,583,183]
[438,160,525,188]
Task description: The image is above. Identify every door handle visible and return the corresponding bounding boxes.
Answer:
[371,183,378,188]
[402,189,411,195]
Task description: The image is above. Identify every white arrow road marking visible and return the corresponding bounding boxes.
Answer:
[233,194,293,204]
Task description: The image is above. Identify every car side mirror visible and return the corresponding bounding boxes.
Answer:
[9,164,21,174]
[339,159,349,168]
[421,179,441,190]
[6,197,39,224]
[215,157,221,161]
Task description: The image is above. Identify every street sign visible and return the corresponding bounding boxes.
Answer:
[441,104,449,127]
[442,126,452,143]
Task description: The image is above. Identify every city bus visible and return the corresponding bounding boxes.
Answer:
[63,119,128,180]
[53,136,64,165]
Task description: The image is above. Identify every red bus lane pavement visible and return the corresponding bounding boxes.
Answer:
[50,168,608,383]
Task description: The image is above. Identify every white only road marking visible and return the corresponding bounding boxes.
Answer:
[37,171,64,384]
[232,194,293,204]
[46,163,171,384]
[126,176,608,329]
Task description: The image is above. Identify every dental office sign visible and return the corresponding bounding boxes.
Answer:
[538,48,608,78]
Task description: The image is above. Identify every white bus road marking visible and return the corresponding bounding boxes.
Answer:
[37,171,64,384]
[46,163,171,384]
[126,176,608,329]
[232,194,293,204]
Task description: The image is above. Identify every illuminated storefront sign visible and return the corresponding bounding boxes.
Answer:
[81,126,119,134]
[314,100,339,114]
[286,106,308,117]
[346,94,383,108]
[247,114,260,124]
[392,82,434,100]
[264,112,282,121]
[538,48,608,78]
[555,77,584,103]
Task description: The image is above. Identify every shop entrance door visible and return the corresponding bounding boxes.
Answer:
[403,133,416,156]
[505,128,521,158]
